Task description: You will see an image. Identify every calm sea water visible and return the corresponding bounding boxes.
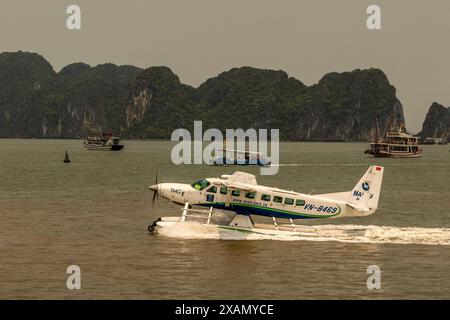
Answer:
[0,139,449,299]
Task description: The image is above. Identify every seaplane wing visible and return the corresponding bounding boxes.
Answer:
[216,180,258,192]
[221,171,257,185]
[213,171,259,191]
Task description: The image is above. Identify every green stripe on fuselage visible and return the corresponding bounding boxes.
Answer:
[202,201,341,218]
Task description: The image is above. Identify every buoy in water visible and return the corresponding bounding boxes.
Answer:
[64,151,71,163]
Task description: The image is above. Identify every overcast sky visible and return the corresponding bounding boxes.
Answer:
[1,0,449,132]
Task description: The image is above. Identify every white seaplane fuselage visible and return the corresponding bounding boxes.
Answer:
[149,165,384,237]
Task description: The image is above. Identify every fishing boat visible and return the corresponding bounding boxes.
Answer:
[364,126,422,158]
[83,133,124,151]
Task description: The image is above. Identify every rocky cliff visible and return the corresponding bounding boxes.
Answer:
[420,102,450,139]
[0,51,142,138]
[124,66,196,139]
[125,66,405,141]
[0,51,406,141]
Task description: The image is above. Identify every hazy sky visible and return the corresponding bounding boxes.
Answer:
[1,0,449,132]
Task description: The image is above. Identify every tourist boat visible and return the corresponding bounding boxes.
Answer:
[209,149,271,166]
[364,127,422,158]
[83,133,124,151]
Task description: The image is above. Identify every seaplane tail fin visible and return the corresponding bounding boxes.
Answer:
[348,165,384,211]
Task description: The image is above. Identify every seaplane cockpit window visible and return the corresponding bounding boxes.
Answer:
[261,194,271,201]
[273,196,283,203]
[220,187,228,195]
[191,179,210,191]
[284,198,294,205]
[245,191,256,199]
[207,186,217,193]
[231,189,241,197]
[295,199,305,206]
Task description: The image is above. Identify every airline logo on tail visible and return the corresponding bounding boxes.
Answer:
[348,165,384,211]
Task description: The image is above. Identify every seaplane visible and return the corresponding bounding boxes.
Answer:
[148,165,384,238]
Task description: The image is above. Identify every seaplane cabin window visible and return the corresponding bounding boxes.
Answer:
[296,199,305,206]
[191,179,210,191]
[261,194,271,201]
[245,191,256,199]
[273,196,283,203]
[284,198,294,205]
[231,189,241,197]
[207,186,217,193]
[220,187,228,195]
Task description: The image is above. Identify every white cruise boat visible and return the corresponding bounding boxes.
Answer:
[364,127,422,158]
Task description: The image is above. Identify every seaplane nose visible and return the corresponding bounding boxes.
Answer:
[149,184,158,192]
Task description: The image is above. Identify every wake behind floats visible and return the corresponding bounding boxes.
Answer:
[148,165,384,238]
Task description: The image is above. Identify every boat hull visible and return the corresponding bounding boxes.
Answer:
[111,144,124,151]
[84,144,124,151]
[365,149,422,158]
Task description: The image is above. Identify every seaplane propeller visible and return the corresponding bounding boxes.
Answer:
[150,168,159,206]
